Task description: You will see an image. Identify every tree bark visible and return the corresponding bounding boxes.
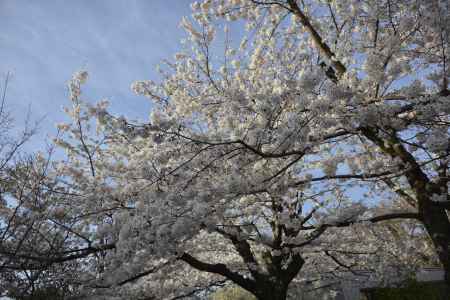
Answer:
[253,282,288,300]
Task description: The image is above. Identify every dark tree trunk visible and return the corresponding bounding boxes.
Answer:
[180,225,305,300]
[180,251,302,300]
[251,279,289,300]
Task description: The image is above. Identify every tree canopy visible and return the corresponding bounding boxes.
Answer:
[1,0,449,299]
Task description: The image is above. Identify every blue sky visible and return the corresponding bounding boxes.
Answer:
[0,0,193,151]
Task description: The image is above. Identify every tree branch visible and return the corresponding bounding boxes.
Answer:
[286,0,346,76]
[179,252,256,294]
[285,212,421,248]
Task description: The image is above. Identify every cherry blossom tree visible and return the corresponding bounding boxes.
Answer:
[214,0,450,290]
[0,152,86,299]
[0,73,76,298]
[3,0,449,299]
[40,0,449,298]
[0,73,82,299]
[183,0,450,292]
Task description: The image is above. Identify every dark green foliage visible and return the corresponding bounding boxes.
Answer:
[362,280,449,300]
